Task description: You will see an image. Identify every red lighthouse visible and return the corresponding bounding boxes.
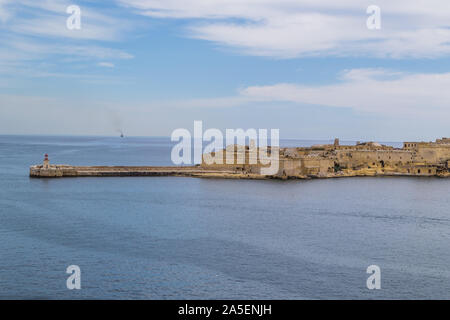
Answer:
[43,153,50,169]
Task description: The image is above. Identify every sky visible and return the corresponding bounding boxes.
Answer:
[1,0,450,141]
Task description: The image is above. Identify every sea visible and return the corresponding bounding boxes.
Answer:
[0,135,449,299]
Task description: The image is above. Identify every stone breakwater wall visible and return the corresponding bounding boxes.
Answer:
[29,165,265,179]
[29,164,450,180]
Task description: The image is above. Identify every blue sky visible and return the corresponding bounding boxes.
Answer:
[1,0,450,141]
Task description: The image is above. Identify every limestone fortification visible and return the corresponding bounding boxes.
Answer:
[30,138,450,179]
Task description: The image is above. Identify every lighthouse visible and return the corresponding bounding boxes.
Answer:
[43,154,50,169]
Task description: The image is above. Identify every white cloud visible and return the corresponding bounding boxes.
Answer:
[3,0,131,41]
[98,62,115,68]
[11,15,118,41]
[0,36,133,81]
[0,1,135,79]
[239,69,450,117]
[138,68,450,120]
[118,0,450,58]
[2,36,134,60]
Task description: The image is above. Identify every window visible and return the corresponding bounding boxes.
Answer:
[418,169,421,174]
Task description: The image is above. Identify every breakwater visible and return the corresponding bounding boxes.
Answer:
[29,164,266,179]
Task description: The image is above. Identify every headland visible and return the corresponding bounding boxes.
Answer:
[30,138,450,179]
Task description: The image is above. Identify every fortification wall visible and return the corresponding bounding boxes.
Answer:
[414,145,450,163]
[336,150,413,169]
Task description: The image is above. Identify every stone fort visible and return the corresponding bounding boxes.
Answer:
[200,137,450,179]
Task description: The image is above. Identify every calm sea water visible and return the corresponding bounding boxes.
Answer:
[0,135,449,299]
